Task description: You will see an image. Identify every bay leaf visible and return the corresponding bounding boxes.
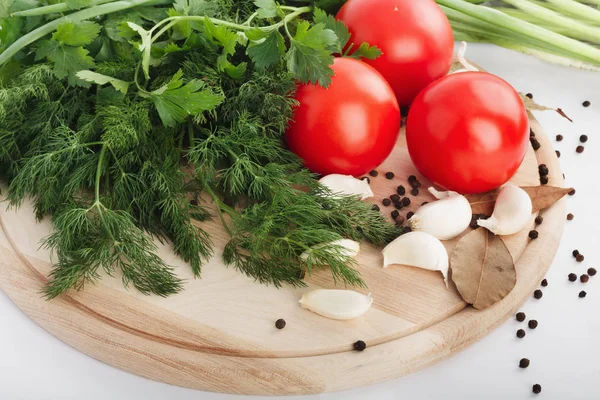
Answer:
[450,228,516,310]
[519,94,573,122]
[466,186,572,216]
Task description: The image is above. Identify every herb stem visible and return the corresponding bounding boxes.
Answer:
[11,0,116,16]
[94,145,107,204]
[203,185,237,236]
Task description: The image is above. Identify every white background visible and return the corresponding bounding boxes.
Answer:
[1,44,600,400]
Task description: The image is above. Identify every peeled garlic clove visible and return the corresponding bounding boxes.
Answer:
[319,174,374,200]
[407,187,472,240]
[299,289,373,320]
[300,239,360,262]
[382,231,449,286]
[478,183,532,236]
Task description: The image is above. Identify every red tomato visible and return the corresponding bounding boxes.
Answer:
[286,57,400,176]
[406,72,529,194]
[336,0,454,106]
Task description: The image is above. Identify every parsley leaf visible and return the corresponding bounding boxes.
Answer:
[150,70,224,127]
[174,0,215,16]
[254,0,278,19]
[286,21,336,87]
[313,7,350,53]
[346,42,382,60]
[247,30,285,70]
[52,21,101,47]
[0,17,22,53]
[35,40,94,86]
[76,70,130,94]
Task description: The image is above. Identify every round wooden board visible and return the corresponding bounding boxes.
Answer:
[0,115,565,395]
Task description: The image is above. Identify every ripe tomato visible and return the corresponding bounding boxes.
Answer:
[336,0,454,106]
[406,72,529,194]
[286,57,400,176]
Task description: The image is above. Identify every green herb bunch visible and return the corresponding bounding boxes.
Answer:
[0,0,399,298]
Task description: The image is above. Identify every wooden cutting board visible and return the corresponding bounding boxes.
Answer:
[0,115,565,395]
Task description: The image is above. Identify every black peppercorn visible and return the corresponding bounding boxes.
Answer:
[396,216,405,225]
[535,216,544,225]
[528,320,538,329]
[382,198,391,207]
[569,273,578,282]
[385,172,395,179]
[396,185,406,196]
[541,278,548,287]
[390,194,400,202]
[567,213,574,221]
[353,340,366,351]
[588,268,597,276]
[470,220,479,229]
[410,180,421,189]
[391,210,399,220]
[529,230,539,239]
[526,93,533,99]
[394,202,404,210]
[533,289,543,299]
[411,187,419,196]
[372,204,380,212]
[402,197,411,207]
[516,312,526,322]
[369,170,378,177]
[581,274,590,283]
[275,319,286,329]
[579,291,587,298]
[540,176,549,185]
[403,226,412,233]
[407,211,414,219]
[408,175,417,182]
[530,137,541,150]
[516,329,526,338]
[569,189,576,196]
[556,150,561,158]
[576,145,585,153]
[582,100,591,107]
[533,384,542,394]
[573,249,580,257]
[576,254,585,262]
[538,164,549,176]
[190,199,199,206]
[519,358,530,368]
[556,134,563,141]
[580,134,588,143]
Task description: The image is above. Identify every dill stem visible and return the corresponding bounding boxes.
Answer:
[203,185,237,236]
[94,145,107,205]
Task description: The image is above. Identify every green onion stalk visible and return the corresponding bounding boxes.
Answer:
[437,0,600,71]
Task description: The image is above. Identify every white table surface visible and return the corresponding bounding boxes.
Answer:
[1,43,600,400]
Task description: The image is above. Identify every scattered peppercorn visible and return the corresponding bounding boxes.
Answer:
[390,194,400,202]
[353,340,366,351]
[190,199,199,206]
[394,202,404,210]
[530,137,541,150]
[361,176,370,184]
[528,320,538,329]
[540,176,549,185]
[516,312,526,322]
[580,134,588,143]
[372,204,380,212]
[533,289,543,299]
[396,216,405,225]
[556,150,561,158]
[588,268,597,276]
[541,278,548,287]
[533,384,542,394]
[410,180,421,189]
[385,172,395,179]
[396,185,406,196]
[408,175,417,182]
[407,211,414,219]
[567,213,574,221]
[573,249,580,257]
[411,187,419,196]
[403,226,412,233]
[391,210,399,220]
[576,254,585,262]
[275,319,286,329]
[519,358,530,368]
[569,273,578,282]
[569,189,576,196]
[400,105,410,117]
[529,230,539,239]
[535,216,544,225]
[582,100,591,107]
[576,145,585,153]
[382,198,391,207]
[538,164,549,176]
[516,329,526,338]
[369,170,378,177]
[556,134,563,141]
[526,93,533,99]
[581,274,590,283]
[579,291,587,298]
[402,197,411,207]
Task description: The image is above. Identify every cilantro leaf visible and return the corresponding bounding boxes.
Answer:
[254,0,277,19]
[150,70,224,127]
[247,30,285,70]
[76,70,130,94]
[52,21,101,47]
[65,0,92,9]
[313,7,350,53]
[286,21,336,87]
[347,42,382,60]
[36,40,94,86]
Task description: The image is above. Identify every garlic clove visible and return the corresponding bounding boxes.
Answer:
[478,184,532,236]
[299,289,373,320]
[319,174,374,200]
[300,239,360,262]
[407,187,472,240]
[382,231,449,286]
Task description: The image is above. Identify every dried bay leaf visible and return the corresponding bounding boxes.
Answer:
[466,186,572,216]
[450,228,516,310]
[519,94,573,122]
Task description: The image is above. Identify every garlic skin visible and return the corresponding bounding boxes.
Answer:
[300,239,360,262]
[319,174,374,200]
[478,184,532,236]
[382,231,449,286]
[407,187,472,240]
[299,289,373,320]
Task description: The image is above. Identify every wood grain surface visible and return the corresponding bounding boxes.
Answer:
[0,115,566,395]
